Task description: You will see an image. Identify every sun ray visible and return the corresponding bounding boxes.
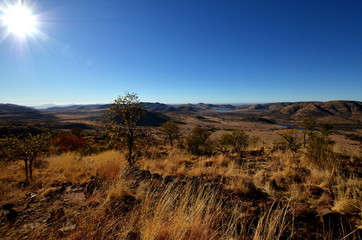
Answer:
[1,1,38,39]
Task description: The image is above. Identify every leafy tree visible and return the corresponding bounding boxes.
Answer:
[219,130,249,154]
[160,120,180,147]
[320,121,334,136]
[0,137,19,162]
[0,133,51,181]
[186,126,213,156]
[106,93,145,166]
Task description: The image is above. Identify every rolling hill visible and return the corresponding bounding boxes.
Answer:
[1,101,361,126]
[0,104,56,120]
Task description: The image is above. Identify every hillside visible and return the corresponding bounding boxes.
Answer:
[1,101,361,128]
[268,101,362,122]
[0,104,55,120]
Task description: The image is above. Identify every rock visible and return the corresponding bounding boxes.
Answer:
[25,192,37,200]
[306,185,324,198]
[126,231,141,240]
[2,203,14,210]
[3,204,18,222]
[6,209,18,222]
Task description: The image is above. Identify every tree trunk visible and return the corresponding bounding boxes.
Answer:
[29,155,36,180]
[24,159,29,181]
[127,129,134,166]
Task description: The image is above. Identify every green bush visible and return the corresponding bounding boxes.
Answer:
[219,130,249,155]
[305,121,335,168]
[186,126,213,156]
[274,130,301,153]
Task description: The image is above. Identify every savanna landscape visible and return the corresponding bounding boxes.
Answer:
[0,95,361,240]
[1,1,362,240]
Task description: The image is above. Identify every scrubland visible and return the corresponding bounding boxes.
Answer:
[0,130,361,240]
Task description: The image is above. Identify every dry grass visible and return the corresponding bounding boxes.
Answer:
[253,202,293,240]
[0,140,361,240]
[332,177,362,216]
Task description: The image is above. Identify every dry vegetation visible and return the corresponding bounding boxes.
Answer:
[1,133,361,240]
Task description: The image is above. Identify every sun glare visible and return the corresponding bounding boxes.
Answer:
[1,4,37,38]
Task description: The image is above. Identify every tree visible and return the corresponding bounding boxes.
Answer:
[160,120,180,147]
[186,126,213,156]
[302,116,316,147]
[219,130,249,155]
[106,93,145,166]
[306,121,335,168]
[0,133,51,181]
[274,129,301,153]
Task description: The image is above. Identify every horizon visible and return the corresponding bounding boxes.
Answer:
[1,0,362,104]
[1,99,360,110]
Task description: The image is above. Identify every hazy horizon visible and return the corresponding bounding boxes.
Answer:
[1,99,361,110]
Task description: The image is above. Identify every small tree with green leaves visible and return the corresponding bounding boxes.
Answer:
[219,130,249,155]
[186,126,213,156]
[160,120,180,147]
[0,133,51,181]
[106,93,145,166]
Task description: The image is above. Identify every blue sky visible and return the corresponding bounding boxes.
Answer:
[0,0,361,105]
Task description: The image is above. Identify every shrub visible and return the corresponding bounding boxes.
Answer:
[305,122,335,169]
[52,133,88,152]
[219,130,249,155]
[274,130,301,153]
[186,126,213,156]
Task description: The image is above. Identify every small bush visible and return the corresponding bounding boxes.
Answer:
[306,132,335,169]
[186,126,213,156]
[273,130,301,153]
[218,130,249,155]
[53,133,88,152]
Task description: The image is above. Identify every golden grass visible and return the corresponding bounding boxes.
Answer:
[253,202,293,240]
[0,140,361,240]
[332,177,362,216]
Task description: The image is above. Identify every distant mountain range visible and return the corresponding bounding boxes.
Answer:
[240,101,362,122]
[0,104,56,120]
[0,100,361,124]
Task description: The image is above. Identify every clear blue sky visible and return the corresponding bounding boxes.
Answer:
[1,0,361,105]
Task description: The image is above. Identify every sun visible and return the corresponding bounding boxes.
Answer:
[1,4,38,38]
